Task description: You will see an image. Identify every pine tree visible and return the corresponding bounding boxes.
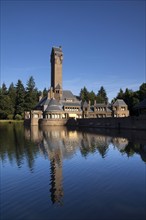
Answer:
[25,76,38,111]
[88,90,96,105]
[1,83,8,95]
[139,83,146,101]
[79,86,89,102]
[15,80,25,117]
[8,83,16,117]
[0,84,13,119]
[96,86,108,103]
[117,88,124,99]
[43,87,48,97]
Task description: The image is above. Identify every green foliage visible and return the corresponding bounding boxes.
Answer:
[139,83,146,101]
[15,80,25,116]
[0,77,41,120]
[14,114,22,120]
[96,86,108,103]
[79,86,108,104]
[8,83,16,114]
[113,83,146,115]
[79,86,89,102]
[24,76,38,111]
[117,88,124,99]
[88,90,96,105]
[0,86,14,119]
[1,83,8,95]
[43,87,48,97]
[7,114,14,120]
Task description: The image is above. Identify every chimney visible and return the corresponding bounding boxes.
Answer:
[39,94,42,101]
[48,87,54,99]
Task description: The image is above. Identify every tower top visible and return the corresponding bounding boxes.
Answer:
[52,46,62,54]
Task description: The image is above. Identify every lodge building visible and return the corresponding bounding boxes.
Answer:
[24,46,129,126]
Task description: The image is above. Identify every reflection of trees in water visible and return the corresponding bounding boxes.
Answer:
[0,124,146,173]
[1,124,146,206]
[0,124,40,171]
[80,133,110,158]
[122,142,146,162]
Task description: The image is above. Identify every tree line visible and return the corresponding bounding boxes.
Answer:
[0,75,146,119]
[80,83,146,115]
[0,76,42,120]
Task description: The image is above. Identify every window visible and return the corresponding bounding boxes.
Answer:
[34,114,38,118]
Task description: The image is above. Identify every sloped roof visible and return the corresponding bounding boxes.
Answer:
[107,108,112,112]
[45,98,63,112]
[134,98,146,109]
[83,101,88,107]
[113,99,127,106]
[35,96,50,108]
[62,90,76,100]
[55,84,62,89]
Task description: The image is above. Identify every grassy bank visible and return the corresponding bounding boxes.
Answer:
[0,120,24,123]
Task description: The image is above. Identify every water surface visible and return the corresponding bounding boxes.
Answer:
[0,123,146,220]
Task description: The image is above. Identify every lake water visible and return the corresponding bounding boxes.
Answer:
[0,123,146,220]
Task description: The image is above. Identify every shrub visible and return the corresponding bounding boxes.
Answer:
[7,114,14,120]
[14,114,22,120]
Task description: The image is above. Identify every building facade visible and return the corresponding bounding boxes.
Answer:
[25,46,129,126]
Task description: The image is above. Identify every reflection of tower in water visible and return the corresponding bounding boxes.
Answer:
[49,149,63,205]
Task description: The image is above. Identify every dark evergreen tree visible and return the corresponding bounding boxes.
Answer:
[96,86,108,103]
[139,83,146,101]
[0,84,13,119]
[24,76,38,111]
[117,88,124,99]
[1,83,8,95]
[88,90,96,105]
[15,80,25,117]
[43,87,48,97]
[79,86,89,102]
[8,83,16,117]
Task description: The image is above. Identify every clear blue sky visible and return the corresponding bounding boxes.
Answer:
[1,0,145,101]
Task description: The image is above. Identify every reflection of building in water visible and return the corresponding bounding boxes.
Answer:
[112,137,129,151]
[39,131,64,205]
[49,151,63,205]
[39,127,81,205]
[24,126,43,143]
[24,126,146,205]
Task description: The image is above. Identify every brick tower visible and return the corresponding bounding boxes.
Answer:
[50,46,63,100]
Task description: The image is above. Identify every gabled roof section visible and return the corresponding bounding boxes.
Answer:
[35,96,50,109]
[62,90,77,100]
[113,99,127,106]
[45,98,63,112]
[83,101,88,107]
[55,84,62,90]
